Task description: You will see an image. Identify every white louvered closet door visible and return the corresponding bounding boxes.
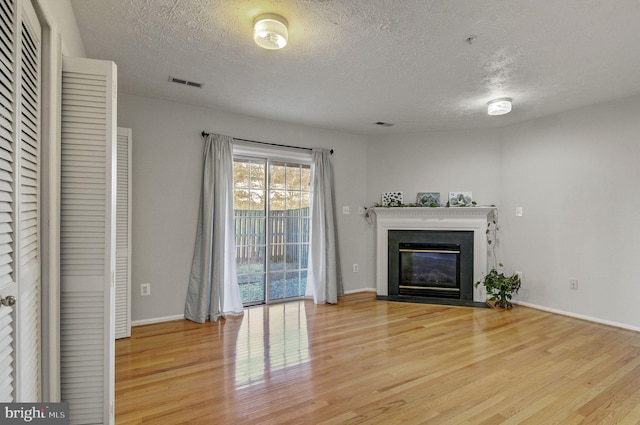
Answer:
[0,0,42,403]
[60,57,116,425]
[115,127,131,339]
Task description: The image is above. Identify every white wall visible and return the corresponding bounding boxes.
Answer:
[117,94,370,322]
[366,130,503,206]
[499,94,640,329]
[365,95,640,330]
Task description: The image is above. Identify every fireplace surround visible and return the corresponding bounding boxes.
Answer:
[373,207,496,306]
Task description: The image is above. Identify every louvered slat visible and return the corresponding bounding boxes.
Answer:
[0,302,14,401]
[60,292,104,424]
[61,108,106,277]
[0,0,15,404]
[0,0,14,289]
[15,2,40,402]
[115,128,130,339]
[18,281,39,399]
[61,57,116,425]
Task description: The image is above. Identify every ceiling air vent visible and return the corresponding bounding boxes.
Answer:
[374,121,394,127]
[169,76,203,88]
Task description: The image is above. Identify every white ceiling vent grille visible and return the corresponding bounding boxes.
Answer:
[169,76,203,88]
[374,121,395,127]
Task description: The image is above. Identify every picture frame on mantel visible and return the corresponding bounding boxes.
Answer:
[449,192,473,206]
[381,192,403,207]
[416,192,440,207]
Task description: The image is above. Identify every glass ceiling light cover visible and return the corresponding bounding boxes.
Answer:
[487,98,512,115]
[253,14,288,50]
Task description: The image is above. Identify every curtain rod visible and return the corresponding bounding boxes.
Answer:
[201,131,333,155]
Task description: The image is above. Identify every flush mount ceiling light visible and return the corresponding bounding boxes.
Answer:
[253,13,288,50]
[487,98,512,116]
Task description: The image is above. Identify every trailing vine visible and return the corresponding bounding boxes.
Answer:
[477,208,521,309]
[486,208,499,270]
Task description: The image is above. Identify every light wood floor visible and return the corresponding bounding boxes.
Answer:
[116,292,640,424]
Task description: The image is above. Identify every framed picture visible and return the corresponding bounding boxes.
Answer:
[416,192,440,207]
[449,192,473,206]
[381,192,403,207]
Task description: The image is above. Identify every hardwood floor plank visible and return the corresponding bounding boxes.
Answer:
[115,293,640,424]
[616,387,640,425]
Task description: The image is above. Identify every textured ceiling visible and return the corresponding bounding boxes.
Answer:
[69,0,640,135]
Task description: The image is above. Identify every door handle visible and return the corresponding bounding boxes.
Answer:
[0,295,16,307]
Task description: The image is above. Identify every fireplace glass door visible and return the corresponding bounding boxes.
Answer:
[398,243,461,298]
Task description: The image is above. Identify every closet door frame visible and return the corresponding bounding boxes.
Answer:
[34,0,63,402]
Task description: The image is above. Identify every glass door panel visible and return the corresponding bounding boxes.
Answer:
[234,159,267,305]
[267,162,310,301]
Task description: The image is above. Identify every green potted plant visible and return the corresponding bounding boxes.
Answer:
[474,264,521,309]
[474,211,521,309]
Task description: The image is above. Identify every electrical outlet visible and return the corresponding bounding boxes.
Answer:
[141,283,151,296]
[343,206,350,215]
[353,264,359,273]
[569,279,578,290]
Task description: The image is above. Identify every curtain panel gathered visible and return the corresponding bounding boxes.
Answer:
[307,149,344,304]
[185,134,244,323]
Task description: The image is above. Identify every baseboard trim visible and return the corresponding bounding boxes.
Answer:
[515,301,640,333]
[344,288,376,295]
[132,314,185,327]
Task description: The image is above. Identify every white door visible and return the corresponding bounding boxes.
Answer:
[0,0,42,403]
[60,57,116,425]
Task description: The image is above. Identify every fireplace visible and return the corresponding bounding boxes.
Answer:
[399,243,460,298]
[388,230,474,302]
[372,206,495,307]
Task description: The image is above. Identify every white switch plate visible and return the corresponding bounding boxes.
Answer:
[516,207,523,216]
[343,206,350,214]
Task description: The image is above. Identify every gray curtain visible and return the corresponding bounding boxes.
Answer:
[185,134,244,323]
[306,149,344,303]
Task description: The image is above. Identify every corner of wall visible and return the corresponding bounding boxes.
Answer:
[35,0,87,57]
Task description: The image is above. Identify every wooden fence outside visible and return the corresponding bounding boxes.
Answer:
[234,208,310,267]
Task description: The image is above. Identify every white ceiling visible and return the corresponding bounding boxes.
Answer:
[69,0,640,135]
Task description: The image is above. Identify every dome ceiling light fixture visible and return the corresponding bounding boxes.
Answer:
[487,98,512,116]
[253,13,288,50]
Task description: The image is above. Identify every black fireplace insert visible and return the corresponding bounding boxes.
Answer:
[386,230,475,304]
[399,242,461,298]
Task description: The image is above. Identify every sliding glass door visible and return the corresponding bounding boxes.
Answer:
[233,157,311,305]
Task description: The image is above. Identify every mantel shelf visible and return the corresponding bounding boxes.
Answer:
[372,206,497,219]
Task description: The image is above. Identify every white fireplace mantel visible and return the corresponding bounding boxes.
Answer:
[372,207,496,301]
